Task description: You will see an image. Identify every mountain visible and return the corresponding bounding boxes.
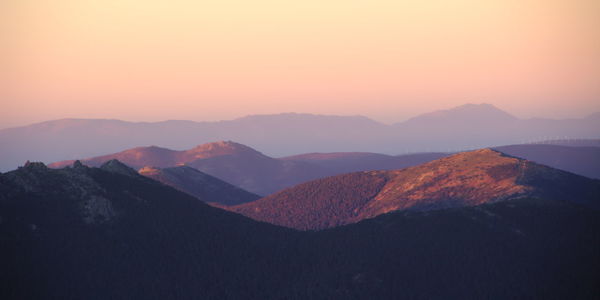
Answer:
[50,141,448,196]
[51,141,325,196]
[495,144,600,179]
[138,165,260,206]
[1,161,599,299]
[2,104,599,171]
[0,114,389,172]
[183,143,322,196]
[49,141,260,169]
[390,103,600,151]
[230,149,600,230]
[400,103,518,126]
[0,160,296,299]
[48,140,600,197]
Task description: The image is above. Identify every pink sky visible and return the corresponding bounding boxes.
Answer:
[2,0,599,128]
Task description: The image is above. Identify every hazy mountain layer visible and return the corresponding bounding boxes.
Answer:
[50,141,449,196]
[2,103,599,171]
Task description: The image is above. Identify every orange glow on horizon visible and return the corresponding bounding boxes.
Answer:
[1,0,599,128]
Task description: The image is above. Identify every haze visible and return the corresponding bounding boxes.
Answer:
[2,0,599,129]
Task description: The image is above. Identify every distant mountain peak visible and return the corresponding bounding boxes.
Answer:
[458,102,495,108]
[450,103,504,111]
[450,102,514,115]
[187,141,262,157]
[128,145,172,153]
[403,103,517,125]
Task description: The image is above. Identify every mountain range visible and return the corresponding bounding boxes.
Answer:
[49,141,449,195]
[1,155,598,299]
[2,103,599,171]
[230,148,600,230]
[47,140,600,198]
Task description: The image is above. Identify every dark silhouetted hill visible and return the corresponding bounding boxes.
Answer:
[0,161,598,299]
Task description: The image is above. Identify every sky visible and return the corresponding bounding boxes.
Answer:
[1,0,599,128]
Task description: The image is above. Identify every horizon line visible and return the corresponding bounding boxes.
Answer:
[2,102,599,130]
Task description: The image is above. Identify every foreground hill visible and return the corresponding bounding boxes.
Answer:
[138,166,260,206]
[317,199,599,299]
[231,149,600,230]
[3,103,599,171]
[0,160,294,299]
[1,161,598,299]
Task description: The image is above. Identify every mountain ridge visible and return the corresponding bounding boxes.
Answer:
[49,141,259,169]
[48,141,600,196]
[2,103,599,171]
[230,148,600,230]
[49,141,451,195]
[398,103,518,126]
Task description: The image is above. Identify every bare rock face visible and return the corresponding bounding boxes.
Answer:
[1,160,130,224]
[230,149,600,230]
